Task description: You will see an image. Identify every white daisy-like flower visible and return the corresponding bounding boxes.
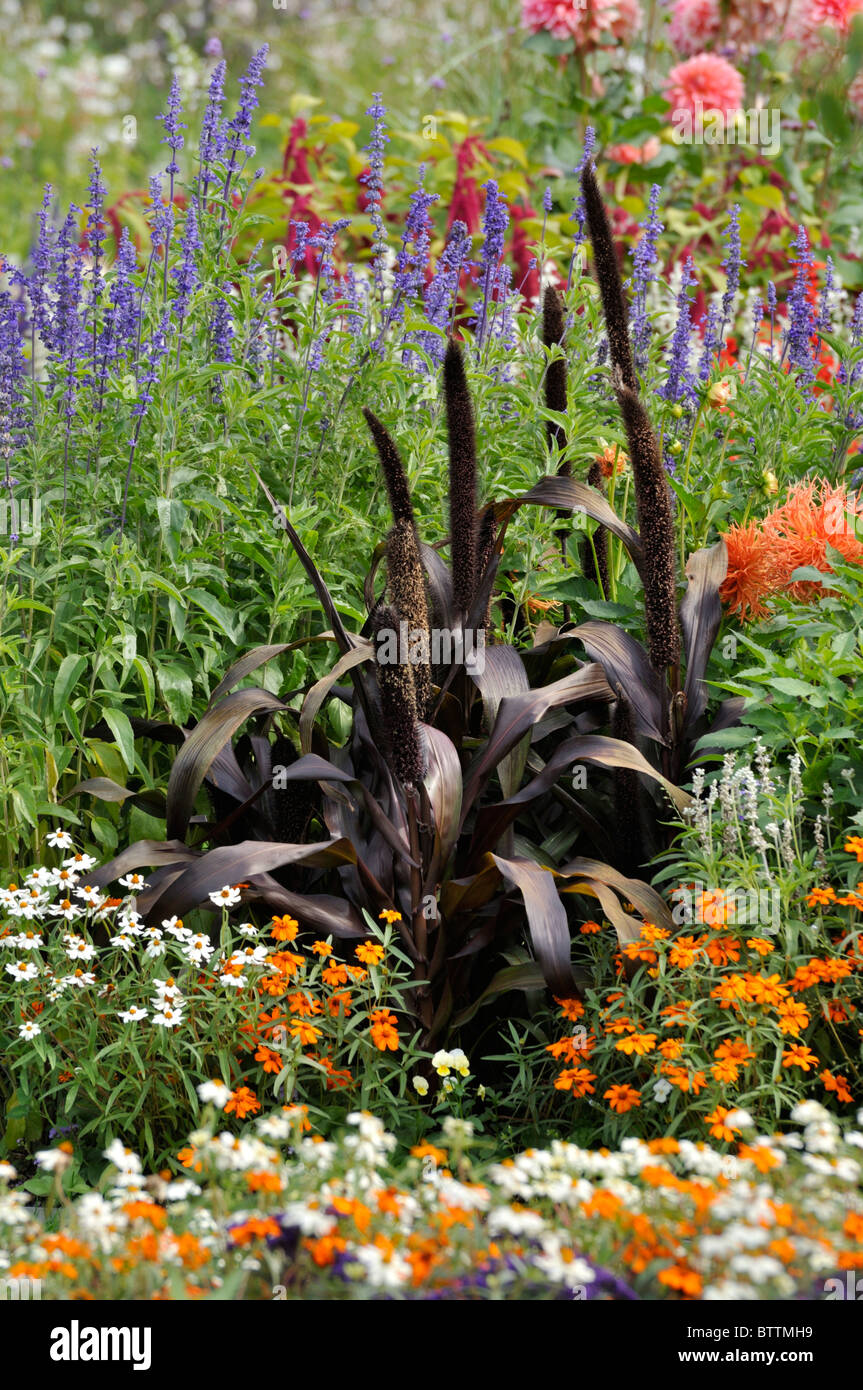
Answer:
[152,1006,184,1028]
[63,852,98,871]
[117,1005,148,1023]
[197,1080,233,1107]
[17,1020,41,1040]
[219,972,246,989]
[5,960,39,981]
[0,1162,17,1182]
[184,933,214,963]
[47,829,75,849]
[63,935,96,961]
[12,930,44,951]
[111,933,136,953]
[236,923,259,937]
[35,1146,74,1172]
[24,867,53,887]
[61,970,96,988]
[117,910,143,932]
[49,866,80,889]
[152,978,183,1001]
[52,898,80,922]
[75,885,105,908]
[103,1139,142,1172]
[161,916,190,940]
[209,885,241,908]
[119,873,149,891]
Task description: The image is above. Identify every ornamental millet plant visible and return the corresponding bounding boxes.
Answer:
[86,320,694,1047]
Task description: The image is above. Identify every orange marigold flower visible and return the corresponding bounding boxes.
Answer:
[603,1014,638,1036]
[806,886,836,907]
[369,1008,400,1051]
[704,1106,742,1142]
[775,999,810,1036]
[640,922,670,943]
[658,1037,685,1060]
[711,1058,740,1084]
[657,1263,702,1297]
[782,1045,819,1071]
[230,1216,281,1247]
[843,1212,863,1241]
[822,1070,854,1103]
[714,1037,756,1064]
[554,1067,597,1096]
[355,941,385,965]
[322,959,350,988]
[379,909,402,924]
[286,991,322,1017]
[254,1044,283,1074]
[288,1020,322,1047]
[743,972,788,1006]
[346,964,369,982]
[555,996,585,1022]
[327,990,353,1018]
[224,1086,261,1119]
[747,937,776,956]
[604,1084,641,1114]
[696,890,734,927]
[579,919,602,935]
[704,934,741,967]
[310,940,332,956]
[615,1031,657,1056]
[270,914,299,941]
[844,835,863,863]
[668,936,703,969]
[411,1143,447,1166]
[245,1170,282,1193]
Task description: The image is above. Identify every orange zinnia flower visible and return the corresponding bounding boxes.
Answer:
[369,1008,399,1051]
[355,941,385,966]
[555,996,585,1022]
[604,1083,641,1113]
[782,1044,819,1071]
[224,1086,261,1119]
[271,915,299,941]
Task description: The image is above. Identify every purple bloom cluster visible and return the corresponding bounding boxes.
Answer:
[417,220,472,365]
[630,183,663,372]
[198,60,228,203]
[361,93,390,306]
[474,180,509,349]
[784,225,817,387]
[393,167,438,310]
[570,126,597,250]
[658,255,698,409]
[719,203,744,341]
[172,204,203,325]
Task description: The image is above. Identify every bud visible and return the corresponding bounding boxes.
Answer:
[762,468,779,496]
[671,402,684,419]
[707,377,736,409]
[669,439,683,455]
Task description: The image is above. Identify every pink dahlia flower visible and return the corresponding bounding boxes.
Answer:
[668,0,722,55]
[664,52,745,118]
[522,0,643,49]
[801,0,863,33]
